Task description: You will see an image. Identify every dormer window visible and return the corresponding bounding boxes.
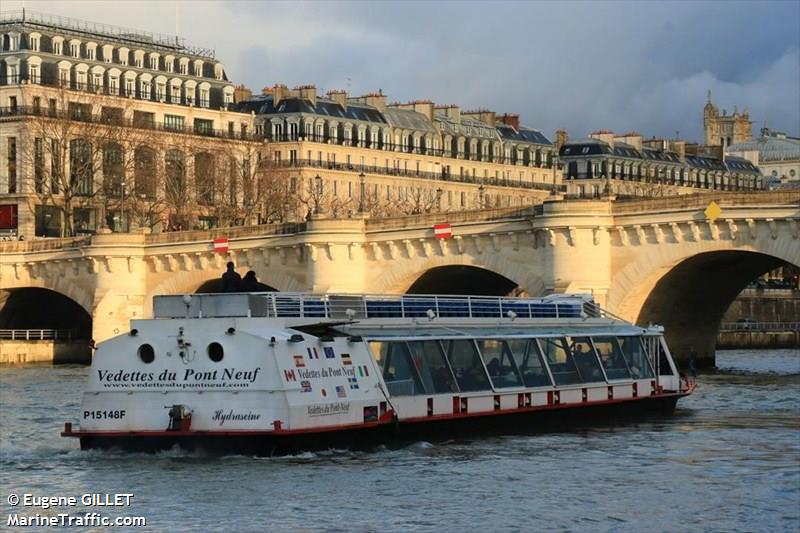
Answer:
[28,34,40,51]
[87,48,95,60]
[70,43,80,58]
[53,41,62,55]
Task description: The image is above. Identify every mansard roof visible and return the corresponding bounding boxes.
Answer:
[496,123,552,145]
[727,130,800,162]
[236,95,387,124]
[241,92,551,146]
[560,138,760,174]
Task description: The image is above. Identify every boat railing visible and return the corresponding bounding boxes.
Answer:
[153,292,627,321]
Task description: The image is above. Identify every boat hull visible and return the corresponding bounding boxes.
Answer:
[68,393,685,456]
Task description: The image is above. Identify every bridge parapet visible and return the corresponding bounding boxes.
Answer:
[612,191,800,214]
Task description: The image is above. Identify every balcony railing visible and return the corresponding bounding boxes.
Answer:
[272,158,563,192]
[265,133,554,168]
[0,76,234,113]
[0,104,261,142]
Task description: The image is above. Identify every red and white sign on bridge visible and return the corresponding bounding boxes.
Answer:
[213,238,229,254]
[433,223,453,240]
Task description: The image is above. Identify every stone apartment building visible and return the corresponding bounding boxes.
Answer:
[0,10,258,238]
[235,85,561,217]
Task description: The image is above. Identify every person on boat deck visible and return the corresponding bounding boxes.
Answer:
[221,262,242,293]
[241,270,260,292]
[486,358,501,377]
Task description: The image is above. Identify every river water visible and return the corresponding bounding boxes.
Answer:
[1,349,798,532]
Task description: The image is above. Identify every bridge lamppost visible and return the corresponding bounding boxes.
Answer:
[478,184,485,209]
[436,187,443,212]
[358,171,366,213]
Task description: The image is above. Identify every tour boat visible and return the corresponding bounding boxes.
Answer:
[62,292,695,454]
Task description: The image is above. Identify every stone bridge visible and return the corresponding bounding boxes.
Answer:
[1,191,798,367]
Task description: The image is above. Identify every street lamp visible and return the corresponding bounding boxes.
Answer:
[478,184,485,209]
[358,171,366,213]
[436,187,443,211]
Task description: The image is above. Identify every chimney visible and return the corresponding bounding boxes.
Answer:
[409,100,434,121]
[436,105,460,124]
[590,130,615,149]
[362,92,386,112]
[295,85,317,106]
[614,132,642,151]
[497,113,520,131]
[233,84,252,103]
[555,129,568,150]
[670,140,686,161]
[271,84,288,107]
[462,110,495,127]
[327,90,348,110]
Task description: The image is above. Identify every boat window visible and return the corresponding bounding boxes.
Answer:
[618,337,655,379]
[592,337,631,380]
[408,340,458,394]
[138,343,155,364]
[656,338,675,376]
[538,337,582,386]
[369,341,425,396]
[476,339,523,388]
[443,339,492,392]
[567,336,606,383]
[207,342,224,362]
[507,339,552,387]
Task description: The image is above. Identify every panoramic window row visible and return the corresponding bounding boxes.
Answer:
[369,336,663,397]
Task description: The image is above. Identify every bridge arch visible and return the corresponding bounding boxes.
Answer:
[609,240,799,367]
[0,287,92,337]
[373,254,546,296]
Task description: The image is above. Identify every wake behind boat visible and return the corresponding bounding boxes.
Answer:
[62,292,694,454]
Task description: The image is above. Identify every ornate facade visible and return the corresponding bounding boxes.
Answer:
[559,131,763,198]
[727,128,800,188]
[236,86,560,217]
[703,90,752,148]
[0,10,257,238]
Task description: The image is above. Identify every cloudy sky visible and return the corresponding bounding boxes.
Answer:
[7,0,800,142]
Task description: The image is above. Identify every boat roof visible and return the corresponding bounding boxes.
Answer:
[153,292,608,321]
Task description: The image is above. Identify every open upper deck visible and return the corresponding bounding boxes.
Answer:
[152,293,614,322]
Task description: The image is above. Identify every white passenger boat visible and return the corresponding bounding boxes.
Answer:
[63,293,695,454]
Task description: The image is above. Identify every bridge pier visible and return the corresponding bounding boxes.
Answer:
[87,234,148,343]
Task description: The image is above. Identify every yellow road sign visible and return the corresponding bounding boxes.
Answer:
[704,201,722,222]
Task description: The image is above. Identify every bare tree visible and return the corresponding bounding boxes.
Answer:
[397,186,441,215]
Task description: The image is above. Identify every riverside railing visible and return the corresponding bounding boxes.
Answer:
[0,329,79,340]
[719,322,800,332]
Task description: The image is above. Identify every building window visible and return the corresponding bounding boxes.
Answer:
[70,43,80,58]
[194,118,213,136]
[53,41,62,55]
[70,138,94,196]
[87,48,95,60]
[50,140,61,193]
[133,111,155,128]
[7,137,17,193]
[164,114,185,131]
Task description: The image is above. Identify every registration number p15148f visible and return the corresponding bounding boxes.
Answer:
[83,410,126,420]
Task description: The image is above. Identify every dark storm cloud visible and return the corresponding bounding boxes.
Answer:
[10,0,799,141]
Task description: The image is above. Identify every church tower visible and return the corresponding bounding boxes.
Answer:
[703,90,752,147]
